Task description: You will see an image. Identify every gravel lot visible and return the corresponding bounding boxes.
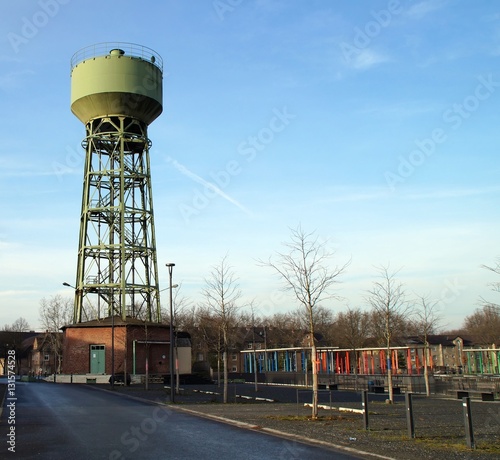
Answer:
[107,383,500,460]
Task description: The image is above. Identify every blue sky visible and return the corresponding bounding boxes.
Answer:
[1,0,499,331]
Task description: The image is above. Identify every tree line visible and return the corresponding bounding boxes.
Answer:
[3,226,499,416]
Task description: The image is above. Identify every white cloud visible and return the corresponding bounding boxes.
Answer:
[405,0,449,20]
[350,49,390,70]
[0,69,35,90]
[402,185,500,201]
[167,157,253,216]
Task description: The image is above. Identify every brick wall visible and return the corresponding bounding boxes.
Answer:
[63,323,171,375]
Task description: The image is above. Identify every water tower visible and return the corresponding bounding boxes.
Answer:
[70,43,163,324]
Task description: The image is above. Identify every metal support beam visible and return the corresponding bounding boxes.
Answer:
[73,116,161,324]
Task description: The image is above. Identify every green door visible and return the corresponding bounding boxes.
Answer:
[90,345,105,374]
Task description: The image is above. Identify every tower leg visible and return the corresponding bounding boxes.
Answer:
[73,116,161,323]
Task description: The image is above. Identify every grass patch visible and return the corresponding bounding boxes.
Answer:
[415,436,500,454]
[414,436,470,452]
[371,432,500,454]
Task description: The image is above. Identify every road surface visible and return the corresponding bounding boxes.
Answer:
[0,380,363,459]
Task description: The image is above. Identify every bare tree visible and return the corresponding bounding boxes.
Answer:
[248,300,260,392]
[335,307,370,349]
[335,306,371,388]
[202,255,241,403]
[39,295,73,373]
[413,295,442,396]
[194,306,225,379]
[263,312,303,348]
[463,305,500,346]
[259,225,349,419]
[366,265,413,403]
[460,258,500,346]
[295,305,336,345]
[481,257,500,306]
[3,317,31,332]
[1,318,32,373]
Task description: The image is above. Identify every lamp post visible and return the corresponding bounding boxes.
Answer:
[166,263,175,403]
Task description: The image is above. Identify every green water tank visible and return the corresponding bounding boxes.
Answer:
[70,43,163,125]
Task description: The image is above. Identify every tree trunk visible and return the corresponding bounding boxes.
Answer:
[424,344,430,396]
[223,350,228,404]
[311,343,318,419]
[253,347,258,392]
[387,345,393,403]
[353,349,358,391]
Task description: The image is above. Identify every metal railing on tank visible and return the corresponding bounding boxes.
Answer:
[71,42,163,72]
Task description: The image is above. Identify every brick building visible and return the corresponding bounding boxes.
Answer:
[22,332,62,376]
[62,317,191,376]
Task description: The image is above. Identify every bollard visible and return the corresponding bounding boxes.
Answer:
[405,392,415,439]
[462,397,475,449]
[362,390,369,430]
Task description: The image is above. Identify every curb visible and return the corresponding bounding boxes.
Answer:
[171,405,396,460]
[88,385,396,460]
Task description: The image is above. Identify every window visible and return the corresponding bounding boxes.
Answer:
[247,343,253,349]
[44,354,50,362]
[232,366,237,372]
[232,354,237,361]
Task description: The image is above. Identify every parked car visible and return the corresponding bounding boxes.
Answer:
[109,373,131,386]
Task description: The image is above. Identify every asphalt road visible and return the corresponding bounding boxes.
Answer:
[0,380,363,459]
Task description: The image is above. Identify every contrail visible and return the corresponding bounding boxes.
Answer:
[168,157,252,215]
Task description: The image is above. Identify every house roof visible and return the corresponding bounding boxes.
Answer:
[239,327,266,344]
[405,335,474,347]
[20,332,63,353]
[0,330,38,344]
[0,331,40,358]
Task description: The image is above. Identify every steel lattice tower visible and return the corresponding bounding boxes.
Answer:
[70,43,163,323]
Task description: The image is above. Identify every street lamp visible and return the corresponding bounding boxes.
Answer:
[159,284,178,292]
[166,263,176,403]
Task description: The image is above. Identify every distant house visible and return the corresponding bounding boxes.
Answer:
[405,335,474,373]
[21,332,63,376]
[0,331,39,376]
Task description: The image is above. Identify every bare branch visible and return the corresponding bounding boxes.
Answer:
[413,295,442,339]
[258,225,349,418]
[258,225,350,312]
[365,264,413,403]
[201,254,242,403]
